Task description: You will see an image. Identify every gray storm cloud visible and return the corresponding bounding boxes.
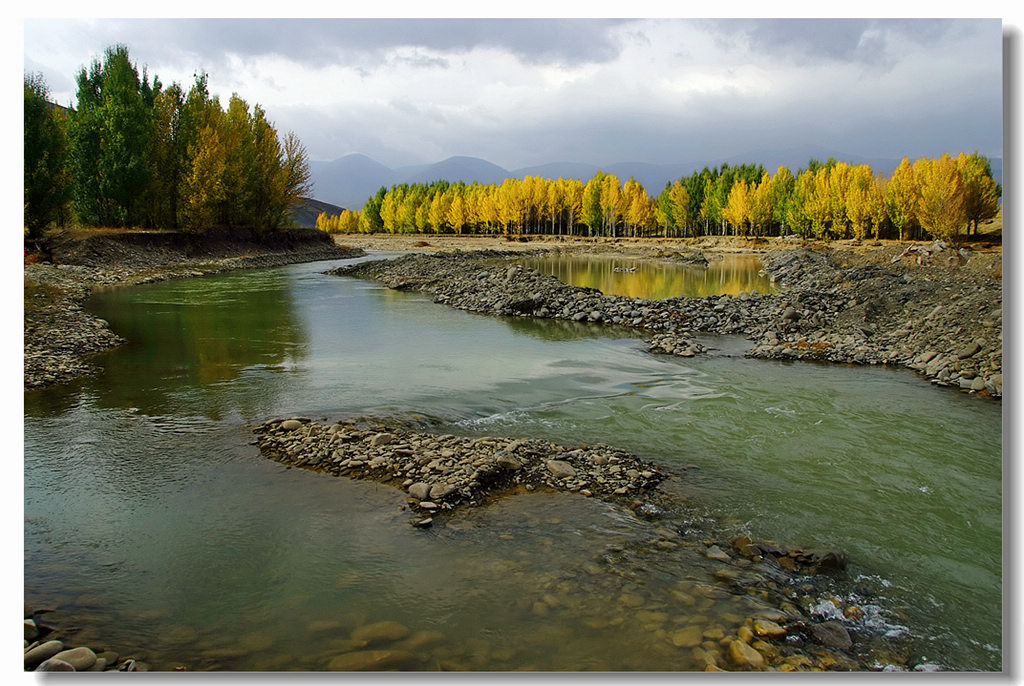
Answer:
[23,18,1003,170]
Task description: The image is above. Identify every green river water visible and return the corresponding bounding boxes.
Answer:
[23,254,1002,671]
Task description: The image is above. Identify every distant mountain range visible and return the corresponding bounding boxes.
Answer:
[288,197,345,228]
[309,147,1003,210]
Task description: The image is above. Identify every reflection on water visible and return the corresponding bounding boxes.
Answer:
[73,270,308,419]
[516,253,775,299]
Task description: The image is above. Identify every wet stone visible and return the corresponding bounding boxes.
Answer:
[52,646,97,671]
[350,621,411,646]
[36,658,76,672]
[24,640,64,669]
[545,459,577,480]
[327,649,414,671]
[810,620,852,650]
[728,639,765,670]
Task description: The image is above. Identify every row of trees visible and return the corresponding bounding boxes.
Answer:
[318,154,999,244]
[24,44,311,238]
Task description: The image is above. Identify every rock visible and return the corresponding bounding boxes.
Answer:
[495,452,525,470]
[397,630,446,651]
[96,650,120,666]
[36,658,76,672]
[705,545,731,562]
[752,619,786,638]
[86,658,109,672]
[429,483,457,500]
[412,517,433,528]
[971,377,986,392]
[280,419,303,431]
[811,550,846,573]
[327,649,414,671]
[370,432,395,446]
[782,306,800,322]
[545,459,577,480]
[956,342,981,359]
[670,625,705,648]
[418,501,438,510]
[24,618,39,641]
[407,482,431,500]
[24,640,64,669]
[52,646,98,671]
[810,620,853,650]
[350,620,411,646]
[728,639,765,670]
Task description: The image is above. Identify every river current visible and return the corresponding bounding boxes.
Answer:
[23,253,1001,671]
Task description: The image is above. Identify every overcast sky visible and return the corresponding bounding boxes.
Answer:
[21,16,1005,170]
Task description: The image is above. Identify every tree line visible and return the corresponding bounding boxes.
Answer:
[318,154,999,244]
[24,44,311,239]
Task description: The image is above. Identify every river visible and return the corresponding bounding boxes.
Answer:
[23,253,1001,671]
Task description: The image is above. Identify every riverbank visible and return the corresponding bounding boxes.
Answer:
[330,237,1001,398]
[23,227,364,390]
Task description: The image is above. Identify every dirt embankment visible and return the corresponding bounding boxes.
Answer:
[24,227,364,390]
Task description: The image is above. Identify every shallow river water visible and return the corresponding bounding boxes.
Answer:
[23,254,1001,671]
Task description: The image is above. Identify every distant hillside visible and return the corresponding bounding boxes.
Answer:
[308,150,1003,210]
[401,156,510,186]
[308,154,399,212]
[288,197,346,228]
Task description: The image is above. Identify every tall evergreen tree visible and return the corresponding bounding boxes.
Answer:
[24,74,71,237]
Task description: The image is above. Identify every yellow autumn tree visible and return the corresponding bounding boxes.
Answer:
[560,178,584,235]
[885,157,917,241]
[339,209,360,233]
[447,192,469,234]
[748,172,773,236]
[870,174,889,239]
[914,154,966,244]
[722,179,750,235]
[845,164,876,240]
[956,152,1000,235]
[599,173,622,236]
[181,124,226,231]
[826,161,852,238]
[427,190,450,233]
[668,180,690,237]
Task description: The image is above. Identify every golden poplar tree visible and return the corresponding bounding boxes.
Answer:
[181,123,226,231]
[914,154,966,244]
[956,152,1000,235]
[722,179,751,235]
[561,178,584,235]
[826,161,852,238]
[447,192,469,234]
[749,172,773,236]
[668,180,690,236]
[845,164,875,240]
[599,173,622,236]
[885,157,917,241]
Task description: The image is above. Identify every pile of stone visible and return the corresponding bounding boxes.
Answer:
[253,417,665,523]
[24,605,148,672]
[754,248,1002,396]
